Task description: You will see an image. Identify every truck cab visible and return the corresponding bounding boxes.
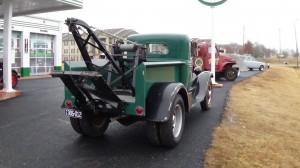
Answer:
[193,42,239,81]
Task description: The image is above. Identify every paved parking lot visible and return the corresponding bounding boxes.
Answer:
[0,71,259,168]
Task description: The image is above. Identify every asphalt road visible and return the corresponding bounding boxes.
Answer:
[0,71,259,168]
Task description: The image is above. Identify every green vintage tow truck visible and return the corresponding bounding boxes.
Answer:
[52,18,213,147]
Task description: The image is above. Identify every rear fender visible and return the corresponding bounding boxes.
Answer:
[146,83,188,122]
[12,69,20,78]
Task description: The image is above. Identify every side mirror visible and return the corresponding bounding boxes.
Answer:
[191,41,198,56]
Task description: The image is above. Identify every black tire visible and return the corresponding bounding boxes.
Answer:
[224,67,238,81]
[215,74,221,80]
[259,65,264,71]
[146,122,161,146]
[201,80,212,111]
[79,111,109,137]
[159,94,185,148]
[249,68,253,71]
[70,117,84,134]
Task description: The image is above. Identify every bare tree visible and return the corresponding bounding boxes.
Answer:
[244,40,254,55]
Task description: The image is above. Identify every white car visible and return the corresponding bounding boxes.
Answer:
[242,56,266,71]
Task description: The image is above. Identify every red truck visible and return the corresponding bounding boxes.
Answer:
[193,42,239,81]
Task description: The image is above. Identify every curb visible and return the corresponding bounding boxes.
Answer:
[19,75,52,80]
[1,75,51,102]
[0,90,21,101]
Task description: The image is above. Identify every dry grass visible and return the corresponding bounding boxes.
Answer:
[204,67,300,168]
[257,57,298,65]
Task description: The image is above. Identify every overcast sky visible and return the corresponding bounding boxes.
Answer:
[36,0,300,51]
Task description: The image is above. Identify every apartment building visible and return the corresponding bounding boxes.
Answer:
[62,28,138,62]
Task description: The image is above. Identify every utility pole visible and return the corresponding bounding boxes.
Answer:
[243,26,245,54]
[294,19,299,69]
[279,28,282,55]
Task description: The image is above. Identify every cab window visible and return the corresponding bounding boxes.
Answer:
[208,47,217,54]
[146,43,168,55]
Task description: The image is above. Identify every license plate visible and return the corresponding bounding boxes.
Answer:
[64,108,82,119]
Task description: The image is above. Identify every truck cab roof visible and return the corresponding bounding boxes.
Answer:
[128,33,191,61]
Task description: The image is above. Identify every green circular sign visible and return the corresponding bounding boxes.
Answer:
[198,0,227,6]
[194,58,203,67]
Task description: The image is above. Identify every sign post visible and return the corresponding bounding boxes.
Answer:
[197,0,226,86]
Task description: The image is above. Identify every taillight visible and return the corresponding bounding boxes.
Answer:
[65,100,72,108]
[135,106,144,116]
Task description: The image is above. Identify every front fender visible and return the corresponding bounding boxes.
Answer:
[220,62,235,71]
[146,83,188,122]
[191,71,212,102]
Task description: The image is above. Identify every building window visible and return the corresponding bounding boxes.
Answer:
[71,49,75,53]
[29,33,55,75]
[71,41,75,46]
[64,41,68,46]
[64,49,68,54]
[0,30,22,73]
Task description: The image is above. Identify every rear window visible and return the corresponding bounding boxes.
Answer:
[146,43,169,55]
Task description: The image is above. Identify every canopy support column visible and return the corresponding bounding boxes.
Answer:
[3,0,13,92]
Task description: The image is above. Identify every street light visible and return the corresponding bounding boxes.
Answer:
[294,19,299,69]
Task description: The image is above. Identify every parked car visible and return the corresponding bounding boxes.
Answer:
[241,55,266,71]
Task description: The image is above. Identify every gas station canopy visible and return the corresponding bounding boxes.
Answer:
[0,0,82,18]
[1,0,83,93]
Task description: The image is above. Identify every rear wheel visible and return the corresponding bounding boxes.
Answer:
[70,118,83,134]
[79,111,110,137]
[159,94,185,148]
[201,80,212,111]
[224,67,238,81]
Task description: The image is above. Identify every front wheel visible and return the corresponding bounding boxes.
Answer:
[224,67,238,81]
[159,94,185,148]
[200,80,212,111]
[79,111,110,137]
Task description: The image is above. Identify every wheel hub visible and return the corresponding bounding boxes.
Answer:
[227,70,235,77]
[172,104,183,137]
[92,116,107,129]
